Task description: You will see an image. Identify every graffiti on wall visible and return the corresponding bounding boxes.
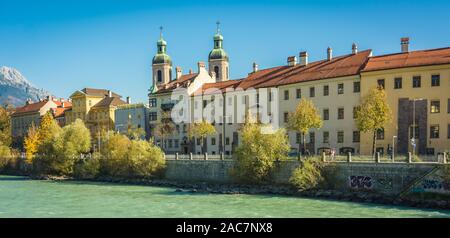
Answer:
[349,175,373,189]
[412,179,450,194]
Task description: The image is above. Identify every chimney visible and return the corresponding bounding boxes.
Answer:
[401,37,409,53]
[197,61,206,72]
[126,96,131,104]
[253,62,259,72]
[60,98,65,103]
[189,68,193,74]
[352,43,358,54]
[176,66,182,79]
[61,102,65,108]
[107,90,112,97]
[26,98,31,105]
[299,51,308,66]
[327,47,333,61]
[287,56,297,66]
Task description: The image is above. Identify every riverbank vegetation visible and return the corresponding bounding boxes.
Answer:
[232,115,290,183]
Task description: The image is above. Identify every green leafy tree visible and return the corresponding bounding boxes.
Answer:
[35,119,89,175]
[233,120,290,183]
[290,158,324,191]
[100,133,165,178]
[287,99,323,157]
[355,86,392,156]
[188,120,216,154]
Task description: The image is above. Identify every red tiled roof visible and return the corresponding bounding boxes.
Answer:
[11,100,50,116]
[194,80,242,95]
[362,47,450,72]
[256,50,372,88]
[155,73,198,94]
[52,106,72,118]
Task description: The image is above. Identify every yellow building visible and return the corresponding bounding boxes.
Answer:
[66,88,127,140]
[360,39,450,155]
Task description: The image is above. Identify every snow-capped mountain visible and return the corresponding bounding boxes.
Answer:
[0,66,51,107]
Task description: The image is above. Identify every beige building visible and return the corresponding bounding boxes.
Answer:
[65,88,127,141]
[148,30,450,156]
[11,96,71,144]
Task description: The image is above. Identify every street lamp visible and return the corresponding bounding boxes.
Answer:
[411,98,424,156]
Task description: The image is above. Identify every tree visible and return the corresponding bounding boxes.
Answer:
[287,99,323,157]
[188,120,216,154]
[24,123,39,162]
[355,86,392,156]
[154,111,176,151]
[233,121,290,183]
[38,112,58,142]
[0,105,11,147]
[35,119,90,175]
[100,133,165,178]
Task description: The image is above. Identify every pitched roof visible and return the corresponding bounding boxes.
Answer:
[92,97,127,108]
[255,50,372,88]
[194,80,242,95]
[154,73,198,94]
[362,47,450,72]
[52,106,72,118]
[11,100,50,116]
[80,88,121,98]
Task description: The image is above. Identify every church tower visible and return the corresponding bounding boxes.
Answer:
[208,21,229,82]
[152,27,173,86]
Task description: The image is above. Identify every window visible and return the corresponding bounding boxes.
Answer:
[183,125,187,133]
[353,107,358,119]
[225,137,230,145]
[377,79,385,89]
[353,131,360,142]
[296,133,301,143]
[174,140,179,148]
[214,66,219,79]
[242,95,247,104]
[337,131,344,143]
[309,87,315,97]
[309,132,315,144]
[376,128,384,140]
[284,112,289,123]
[448,99,450,113]
[323,109,329,120]
[323,85,329,96]
[338,108,344,120]
[268,92,273,102]
[430,125,439,139]
[149,112,157,121]
[168,139,173,148]
[431,74,440,87]
[338,83,344,94]
[211,137,216,145]
[323,131,329,143]
[196,138,201,145]
[353,81,360,93]
[394,77,402,89]
[89,100,92,106]
[157,70,162,83]
[431,100,440,113]
[448,124,450,139]
[412,76,421,88]
[296,88,301,99]
[284,90,289,100]
[176,125,180,133]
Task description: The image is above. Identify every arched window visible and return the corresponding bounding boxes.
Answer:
[226,66,229,79]
[157,70,162,82]
[214,66,219,79]
[169,70,172,81]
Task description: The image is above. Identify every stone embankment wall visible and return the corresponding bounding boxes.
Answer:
[164,159,449,196]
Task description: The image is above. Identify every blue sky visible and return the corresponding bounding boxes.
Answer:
[1,0,449,103]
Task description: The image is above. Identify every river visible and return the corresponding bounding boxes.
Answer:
[0,175,448,218]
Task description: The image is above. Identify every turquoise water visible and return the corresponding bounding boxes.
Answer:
[0,175,449,218]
